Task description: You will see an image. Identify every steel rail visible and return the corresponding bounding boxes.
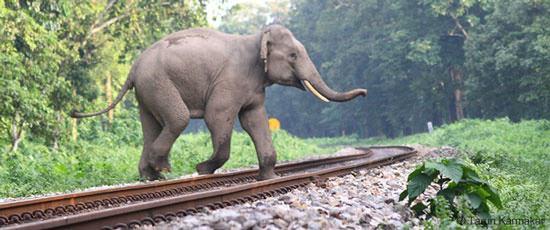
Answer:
[3,146,415,230]
[0,148,373,226]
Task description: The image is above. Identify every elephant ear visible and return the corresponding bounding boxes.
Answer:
[260,31,270,73]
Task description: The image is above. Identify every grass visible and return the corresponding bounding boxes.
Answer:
[0,130,330,198]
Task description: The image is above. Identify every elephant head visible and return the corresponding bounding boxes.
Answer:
[260,25,367,102]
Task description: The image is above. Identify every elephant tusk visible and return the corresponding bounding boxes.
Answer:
[303,80,330,102]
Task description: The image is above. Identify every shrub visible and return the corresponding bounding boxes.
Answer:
[400,158,503,222]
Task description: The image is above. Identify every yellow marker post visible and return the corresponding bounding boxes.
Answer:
[268,118,280,132]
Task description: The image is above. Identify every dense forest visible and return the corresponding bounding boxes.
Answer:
[266,0,550,137]
[1,0,207,151]
[1,0,549,150]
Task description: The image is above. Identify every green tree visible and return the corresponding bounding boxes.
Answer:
[281,0,464,137]
[0,0,71,151]
[270,0,548,138]
[465,0,550,120]
[0,0,207,150]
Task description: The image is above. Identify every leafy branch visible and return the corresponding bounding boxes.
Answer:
[400,158,503,221]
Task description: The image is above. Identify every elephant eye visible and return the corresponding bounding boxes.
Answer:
[289,53,297,61]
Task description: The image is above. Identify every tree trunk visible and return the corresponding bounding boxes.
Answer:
[53,112,61,150]
[449,66,465,120]
[105,72,114,123]
[448,98,457,122]
[71,118,78,142]
[454,87,464,120]
[431,101,442,126]
[71,89,78,142]
[10,114,23,152]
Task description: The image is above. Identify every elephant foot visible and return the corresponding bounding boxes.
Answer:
[257,170,279,181]
[139,166,166,181]
[139,173,166,182]
[140,158,170,181]
[149,156,172,174]
[195,161,220,175]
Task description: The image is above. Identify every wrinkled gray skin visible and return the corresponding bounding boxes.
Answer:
[71,25,367,181]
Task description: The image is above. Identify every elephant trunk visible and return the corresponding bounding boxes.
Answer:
[300,62,367,102]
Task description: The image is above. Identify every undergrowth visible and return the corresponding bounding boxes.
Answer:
[0,130,328,198]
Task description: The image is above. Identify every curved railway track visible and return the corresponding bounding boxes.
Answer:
[0,146,416,229]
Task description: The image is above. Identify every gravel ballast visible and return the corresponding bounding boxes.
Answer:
[149,145,458,229]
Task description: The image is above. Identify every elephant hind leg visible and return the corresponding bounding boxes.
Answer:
[138,106,163,180]
[139,84,190,180]
[150,102,189,173]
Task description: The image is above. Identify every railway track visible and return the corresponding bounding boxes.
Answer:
[0,146,416,229]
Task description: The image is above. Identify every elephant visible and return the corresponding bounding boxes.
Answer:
[71,24,367,181]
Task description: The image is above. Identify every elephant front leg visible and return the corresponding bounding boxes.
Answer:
[196,110,237,174]
[239,106,278,180]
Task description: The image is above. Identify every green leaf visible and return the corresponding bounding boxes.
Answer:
[408,164,425,181]
[426,159,463,182]
[399,189,408,201]
[423,167,439,178]
[437,187,457,202]
[411,202,427,216]
[462,166,483,183]
[482,184,503,209]
[407,173,433,199]
[466,192,482,208]
[475,186,491,198]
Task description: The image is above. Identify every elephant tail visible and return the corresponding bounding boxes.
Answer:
[70,78,134,118]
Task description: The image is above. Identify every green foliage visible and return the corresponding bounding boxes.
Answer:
[266,0,480,137]
[0,130,327,198]
[263,0,550,138]
[465,0,550,120]
[0,0,72,148]
[400,158,502,220]
[0,0,208,150]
